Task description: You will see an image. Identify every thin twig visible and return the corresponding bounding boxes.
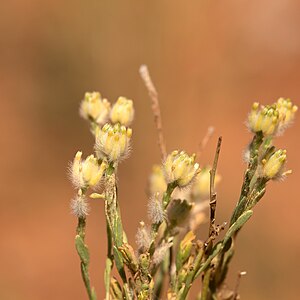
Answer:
[209,137,222,237]
[139,65,167,160]
[197,126,215,158]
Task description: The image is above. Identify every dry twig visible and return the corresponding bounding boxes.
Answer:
[139,65,167,160]
[209,137,222,237]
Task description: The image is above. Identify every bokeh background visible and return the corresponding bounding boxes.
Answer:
[1,0,300,299]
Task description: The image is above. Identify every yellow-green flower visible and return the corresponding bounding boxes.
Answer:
[80,92,111,125]
[248,102,280,136]
[95,123,132,162]
[261,149,287,179]
[110,96,135,126]
[71,151,107,188]
[163,150,200,187]
[149,165,167,195]
[276,98,298,134]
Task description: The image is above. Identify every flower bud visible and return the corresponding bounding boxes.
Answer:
[70,151,107,188]
[110,96,135,126]
[191,166,221,199]
[163,150,200,187]
[95,123,132,162]
[248,102,280,136]
[149,165,167,195]
[261,149,287,179]
[80,92,111,125]
[276,98,298,134]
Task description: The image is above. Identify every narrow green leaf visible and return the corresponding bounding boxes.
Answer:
[75,235,90,265]
[113,245,127,283]
[104,258,113,296]
[223,210,253,246]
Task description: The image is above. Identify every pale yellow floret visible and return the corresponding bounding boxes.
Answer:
[149,165,168,195]
[262,149,287,179]
[163,150,200,188]
[71,151,106,188]
[191,166,221,199]
[276,98,298,132]
[248,103,280,136]
[80,92,111,125]
[96,123,132,162]
[110,96,135,126]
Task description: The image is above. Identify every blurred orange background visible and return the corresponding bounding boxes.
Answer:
[1,1,300,299]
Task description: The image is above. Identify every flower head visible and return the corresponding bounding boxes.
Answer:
[110,97,135,126]
[80,92,111,125]
[163,150,200,187]
[248,102,280,136]
[276,98,298,134]
[95,123,132,162]
[149,165,167,195]
[70,151,107,188]
[261,149,287,179]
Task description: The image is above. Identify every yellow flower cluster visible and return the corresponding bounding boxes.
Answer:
[261,149,287,179]
[80,92,111,125]
[80,92,135,127]
[248,98,297,136]
[110,97,135,127]
[96,123,132,162]
[163,151,200,188]
[71,151,107,189]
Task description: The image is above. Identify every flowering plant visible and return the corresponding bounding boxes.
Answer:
[69,66,297,300]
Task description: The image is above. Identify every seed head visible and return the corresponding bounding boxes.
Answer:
[163,150,200,187]
[152,240,173,265]
[80,92,111,125]
[110,96,135,126]
[147,192,165,224]
[95,123,132,162]
[70,194,89,217]
[135,222,152,252]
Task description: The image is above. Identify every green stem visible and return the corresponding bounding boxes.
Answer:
[75,217,97,300]
[201,268,212,300]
